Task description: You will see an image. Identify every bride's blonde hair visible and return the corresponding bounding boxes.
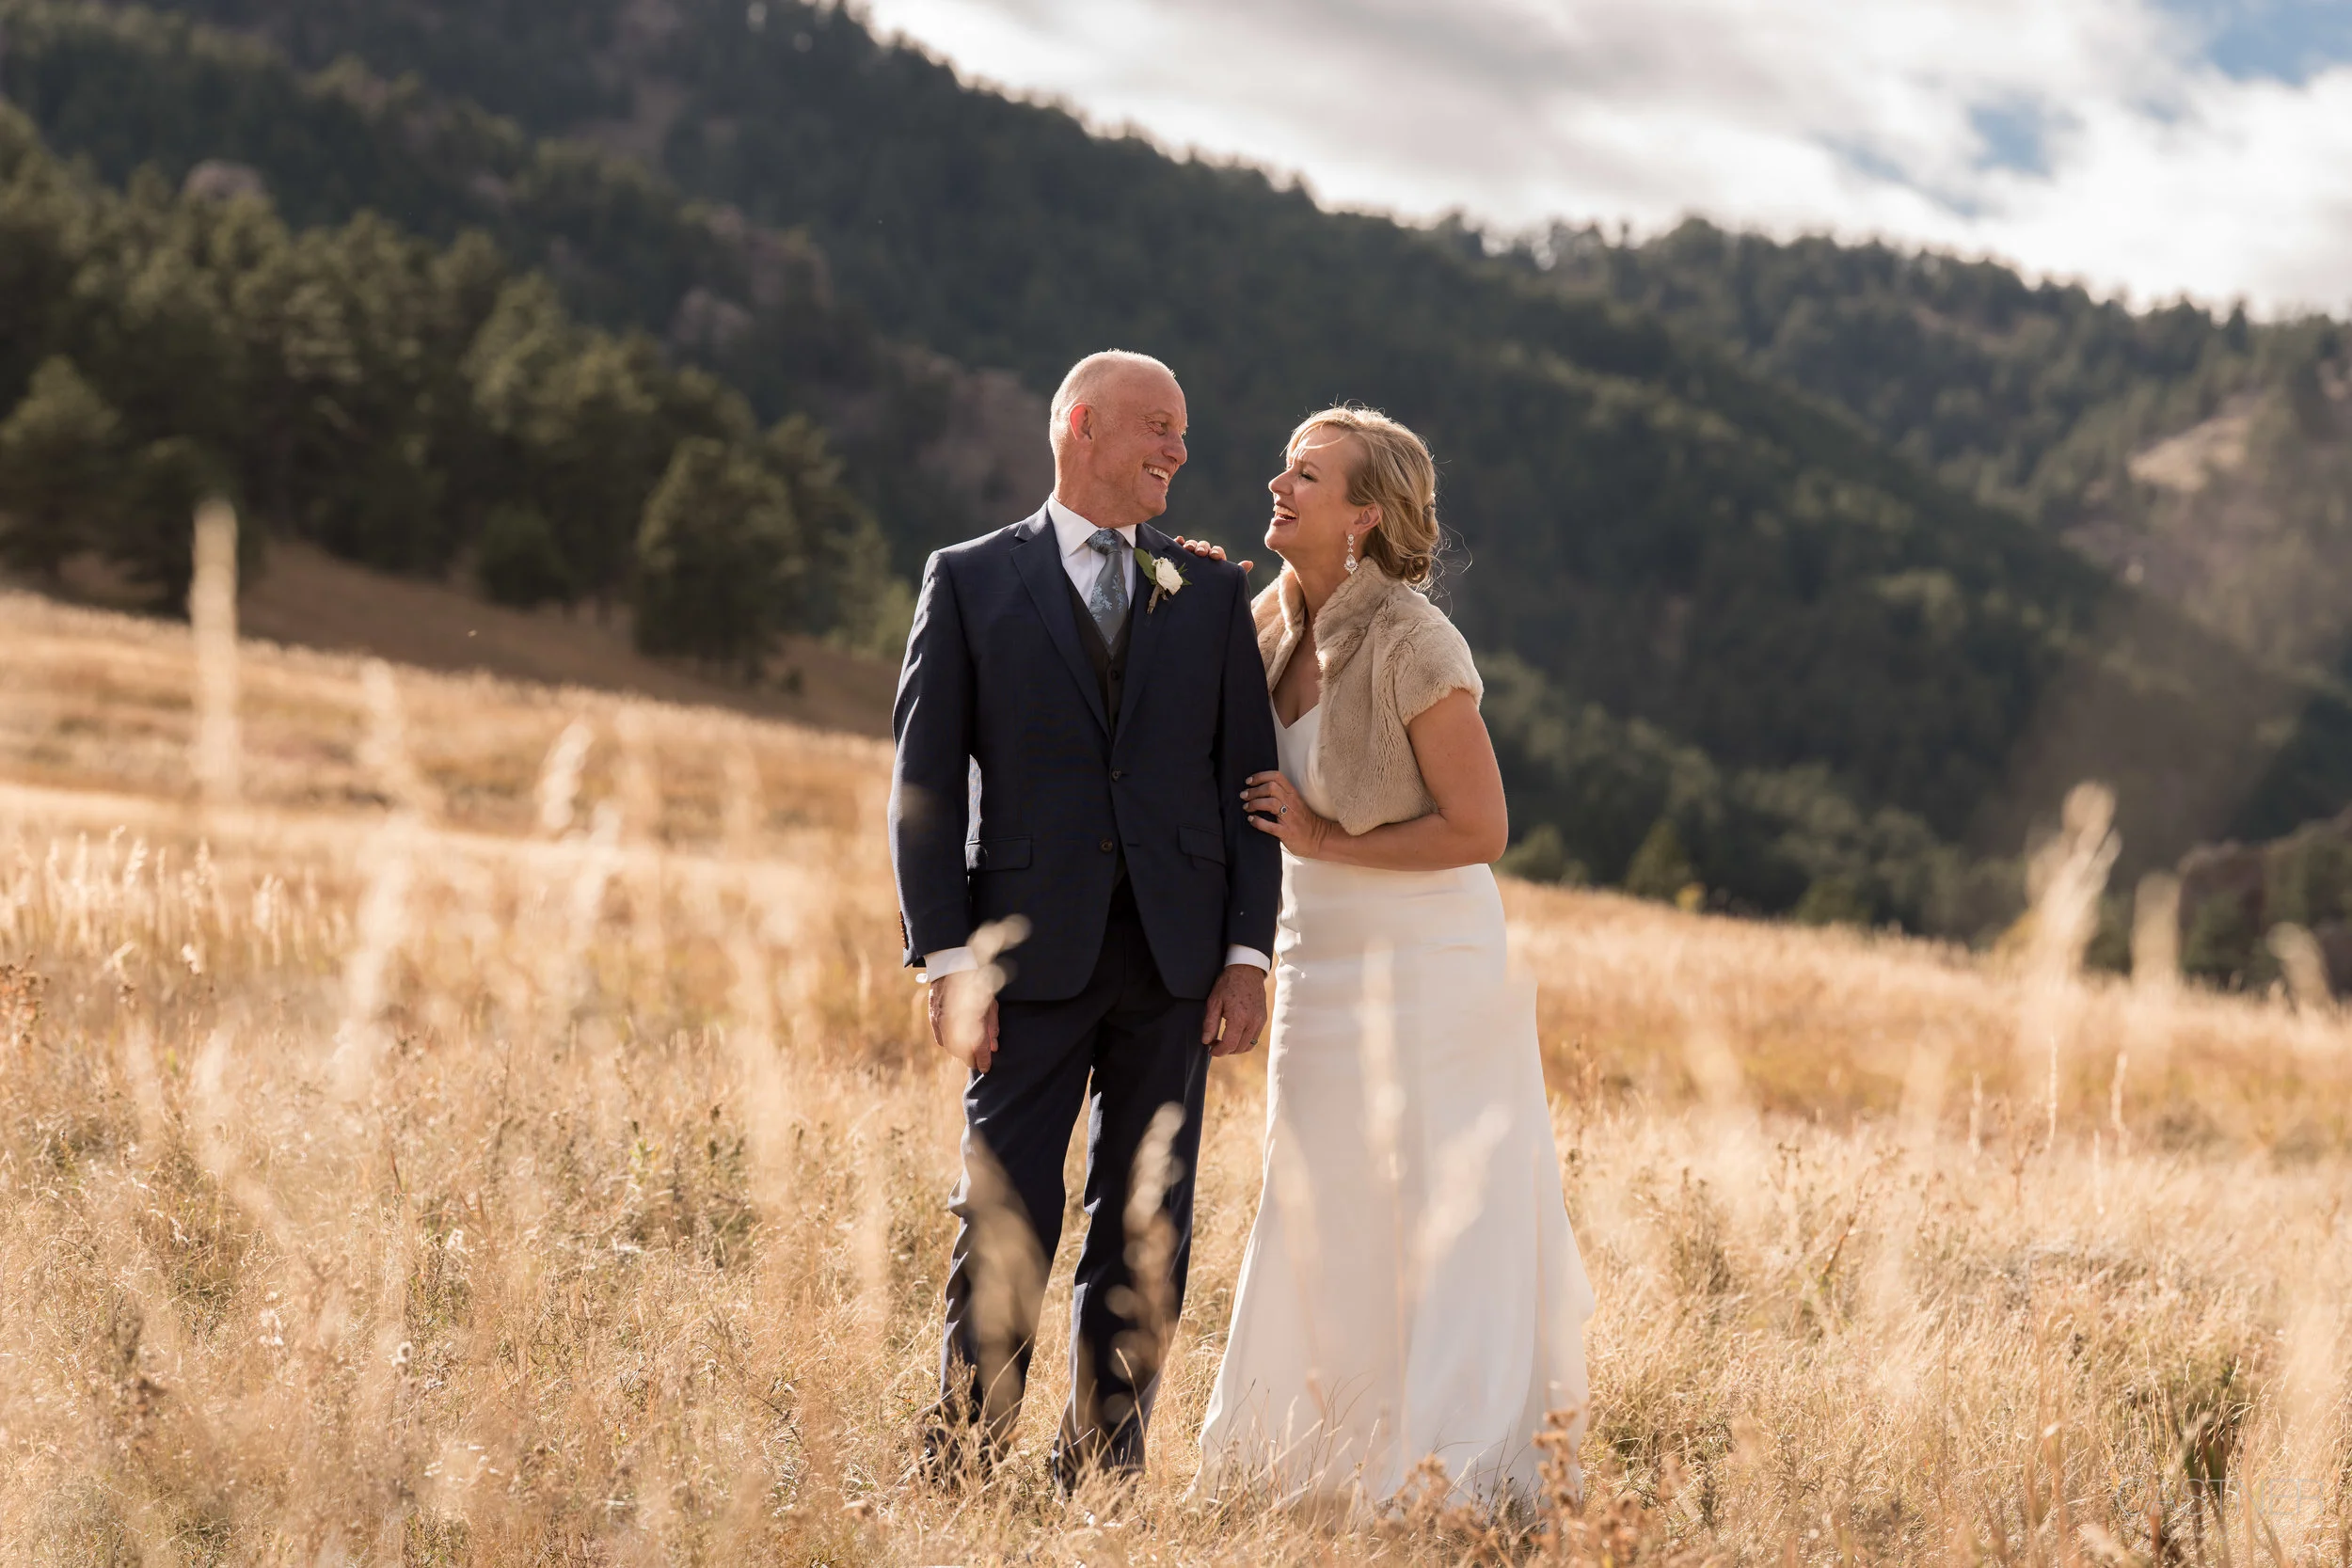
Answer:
[1287,405,1440,586]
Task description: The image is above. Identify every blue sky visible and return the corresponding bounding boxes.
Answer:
[856,0,2352,312]
[2172,0,2352,82]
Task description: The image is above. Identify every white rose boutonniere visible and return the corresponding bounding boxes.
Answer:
[1136,546,1187,613]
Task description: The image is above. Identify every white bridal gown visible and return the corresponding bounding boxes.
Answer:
[1195,703,1596,1509]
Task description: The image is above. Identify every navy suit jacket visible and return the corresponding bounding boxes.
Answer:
[889,509,1281,1003]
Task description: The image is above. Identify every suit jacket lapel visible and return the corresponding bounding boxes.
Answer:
[1011,511,1111,736]
[1115,524,1176,738]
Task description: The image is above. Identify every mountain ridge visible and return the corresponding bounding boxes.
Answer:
[1539,218,2352,678]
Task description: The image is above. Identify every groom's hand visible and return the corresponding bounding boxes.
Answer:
[929,970,1001,1072]
[1201,963,1269,1058]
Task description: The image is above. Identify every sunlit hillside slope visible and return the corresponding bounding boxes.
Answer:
[26,540,895,739]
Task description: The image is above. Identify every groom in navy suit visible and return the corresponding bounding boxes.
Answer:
[890,350,1280,1481]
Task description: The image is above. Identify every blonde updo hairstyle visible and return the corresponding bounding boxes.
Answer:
[1287,405,1440,586]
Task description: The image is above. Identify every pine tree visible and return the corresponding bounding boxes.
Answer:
[110,436,239,607]
[0,357,122,580]
[633,437,803,673]
[1625,817,1699,905]
[476,502,572,608]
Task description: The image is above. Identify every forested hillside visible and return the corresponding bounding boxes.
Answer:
[1540,221,2352,675]
[0,1,1045,585]
[8,0,2352,938]
[1542,220,2254,525]
[0,97,901,666]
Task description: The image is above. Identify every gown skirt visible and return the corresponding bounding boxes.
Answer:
[1195,705,1596,1508]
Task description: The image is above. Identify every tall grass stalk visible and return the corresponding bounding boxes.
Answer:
[188,499,241,810]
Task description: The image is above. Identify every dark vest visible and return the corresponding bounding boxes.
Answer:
[1064,570,1134,892]
[1062,570,1133,729]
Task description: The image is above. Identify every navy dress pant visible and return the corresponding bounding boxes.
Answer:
[934,881,1210,1478]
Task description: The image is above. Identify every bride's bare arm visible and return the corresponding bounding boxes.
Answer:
[1242,690,1508,870]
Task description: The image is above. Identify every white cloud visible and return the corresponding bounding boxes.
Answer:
[853,0,2352,313]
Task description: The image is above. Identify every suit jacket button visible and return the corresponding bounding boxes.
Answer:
[1110,769,1125,781]
[1099,838,1115,852]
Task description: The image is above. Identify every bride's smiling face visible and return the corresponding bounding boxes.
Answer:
[1267,431,1371,574]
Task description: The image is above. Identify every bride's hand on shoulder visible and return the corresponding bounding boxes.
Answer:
[1175,536,1254,575]
[1244,770,1334,857]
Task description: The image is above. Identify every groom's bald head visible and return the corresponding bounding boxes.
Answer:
[1049,350,1188,527]
[1050,351,1178,449]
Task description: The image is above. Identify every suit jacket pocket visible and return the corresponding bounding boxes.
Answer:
[965,836,1033,871]
[1177,825,1226,865]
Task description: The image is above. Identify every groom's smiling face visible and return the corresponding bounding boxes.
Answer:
[1063,366,1189,527]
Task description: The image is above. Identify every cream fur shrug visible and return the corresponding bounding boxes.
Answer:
[1252,564,1484,838]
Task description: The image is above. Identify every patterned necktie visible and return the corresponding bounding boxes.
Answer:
[1085,528,1130,642]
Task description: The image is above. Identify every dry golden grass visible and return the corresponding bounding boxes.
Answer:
[3,580,2349,1565]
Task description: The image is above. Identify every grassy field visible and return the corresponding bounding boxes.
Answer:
[3,580,2349,1565]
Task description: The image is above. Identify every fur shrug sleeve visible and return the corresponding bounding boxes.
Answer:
[1389,615,1484,726]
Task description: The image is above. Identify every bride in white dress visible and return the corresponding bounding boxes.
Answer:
[1187,407,1595,1510]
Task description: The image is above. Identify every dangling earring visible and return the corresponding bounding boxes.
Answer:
[1343,532,1359,575]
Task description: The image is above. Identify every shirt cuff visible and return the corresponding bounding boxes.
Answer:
[922,946,978,979]
[1224,945,1271,973]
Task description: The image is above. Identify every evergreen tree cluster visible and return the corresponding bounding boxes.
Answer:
[1483,652,2022,936]
[2173,812,2352,992]
[0,100,895,664]
[0,0,1002,577]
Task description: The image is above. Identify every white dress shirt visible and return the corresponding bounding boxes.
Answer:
[925,498,1270,981]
